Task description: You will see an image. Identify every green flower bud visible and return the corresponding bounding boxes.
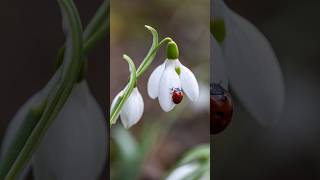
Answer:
[167,41,179,60]
[210,19,226,44]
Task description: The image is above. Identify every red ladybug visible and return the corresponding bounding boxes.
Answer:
[211,83,233,134]
[171,88,183,104]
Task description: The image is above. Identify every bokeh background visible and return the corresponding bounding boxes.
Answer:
[213,0,320,179]
[110,0,210,179]
[0,0,108,179]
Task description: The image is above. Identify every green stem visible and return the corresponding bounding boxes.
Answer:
[110,55,137,125]
[2,0,83,179]
[109,38,171,126]
[109,25,173,127]
[136,37,172,79]
[84,17,109,54]
[83,0,109,40]
[54,0,109,70]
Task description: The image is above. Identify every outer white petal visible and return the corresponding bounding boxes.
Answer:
[191,82,210,112]
[158,61,181,112]
[120,87,144,129]
[110,90,123,122]
[147,61,166,99]
[179,62,199,102]
[166,163,199,180]
[0,69,62,180]
[212,0,225,19]
[222,1,285,125]
[211,35,228,89]
[33,81,107,180]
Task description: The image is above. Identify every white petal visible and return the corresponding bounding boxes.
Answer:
[223,2,285,125]
[120,87,144,129]
[0,69,62,180]
[166,163,199,180]
[212,0,226,19]
[179,63,199,102]
[191,82,210,112]
[147,61,166,99]
[33,81,107,180]
[0,92,42,180]
[211,35,228,89]
[110,90,123,123]
[158,61,181,112]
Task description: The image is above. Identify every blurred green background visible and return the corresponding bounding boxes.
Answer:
[213,0,320,179]
[110,0,210,179]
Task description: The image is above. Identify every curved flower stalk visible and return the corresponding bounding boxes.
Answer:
[0,0,109,179]
[165,145,210,180]
[110,26,199,129]
[211,0,285,126]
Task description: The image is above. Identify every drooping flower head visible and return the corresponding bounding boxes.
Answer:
[148,41,199,112]
[110,87,144,129]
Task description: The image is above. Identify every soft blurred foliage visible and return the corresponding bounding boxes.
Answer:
[110,0,210,179]
[213,0,320,179]
[0,0,108,179]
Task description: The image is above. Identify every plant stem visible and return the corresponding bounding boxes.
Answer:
[84,17,109,54]
[110,55,137,125]
[2,0,83,178]
[109,25,173,126]
[83,0,109,40]
[136,37,172,79]
[54,0,109,70]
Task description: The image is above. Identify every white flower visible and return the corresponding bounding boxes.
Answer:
[147,41,199,112]
[166,163,200,180]
[111,87,144,129]
[211,0,285,125]
[1,70,107,180]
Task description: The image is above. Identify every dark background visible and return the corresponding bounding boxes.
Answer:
[213,0,320,179]
[0,0,108,179]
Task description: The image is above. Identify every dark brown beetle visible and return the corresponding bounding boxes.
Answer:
[211,83,233,134]
[171,88,183,104]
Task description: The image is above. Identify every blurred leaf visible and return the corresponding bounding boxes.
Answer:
[112,127,141,180]
[165,144,210,180]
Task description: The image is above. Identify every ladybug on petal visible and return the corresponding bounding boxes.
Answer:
[210,83,233,134]
[171,88,184,104]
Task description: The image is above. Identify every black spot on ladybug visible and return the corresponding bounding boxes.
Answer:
[171,88,183,104]
[210,83,233,135]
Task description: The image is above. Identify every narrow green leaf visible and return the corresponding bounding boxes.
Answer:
[179,144,210,165]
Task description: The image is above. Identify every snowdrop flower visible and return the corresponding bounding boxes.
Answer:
[166,163,200,180]
[211,0,285,125]
[1,70,107,180]
[111,87,144,129]
[166,144,210,180]
[148,41,199,112]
